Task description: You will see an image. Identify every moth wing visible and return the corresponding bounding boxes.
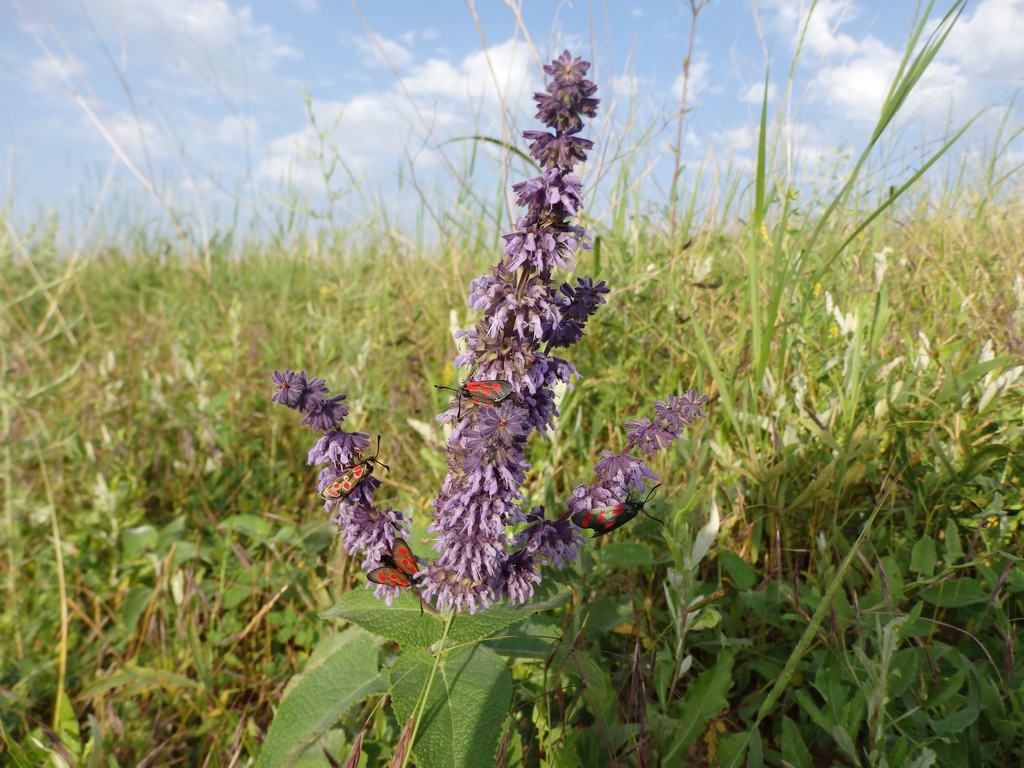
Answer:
[392,538,420,576]
[367,567,411,588]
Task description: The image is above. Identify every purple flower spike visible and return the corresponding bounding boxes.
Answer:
[271,370,412,595]
[421,51,603,613]
[567,391,708,532]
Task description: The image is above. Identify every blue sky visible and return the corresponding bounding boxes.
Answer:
[2,0,1022,237]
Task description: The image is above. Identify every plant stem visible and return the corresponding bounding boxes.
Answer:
[669,0,707,240]
[401,609,455,768]
[2,401,20,659]
[33,428,68,732]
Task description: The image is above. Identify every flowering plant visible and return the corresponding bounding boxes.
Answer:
[272,52,706,616]
[262,51,706,768]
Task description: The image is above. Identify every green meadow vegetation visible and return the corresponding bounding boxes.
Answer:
[3,5,1024,766]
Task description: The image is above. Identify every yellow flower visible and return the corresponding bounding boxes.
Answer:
[813,282,822,297]
[829,325,839,338]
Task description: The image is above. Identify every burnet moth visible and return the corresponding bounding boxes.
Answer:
[366,538,420,588]
[319,435,390,502]
[434,379,513,418]
[571,484,664,537]
[367,538,429,615]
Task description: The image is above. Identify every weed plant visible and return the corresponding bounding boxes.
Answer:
[3,3,1024,766]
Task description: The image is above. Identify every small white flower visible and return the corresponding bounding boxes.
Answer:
[874,247,892,286]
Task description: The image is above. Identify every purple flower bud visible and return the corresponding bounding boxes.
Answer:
[272,369,306,409]
[624,417,679,456]
[514,510,582,569]
[490,549,542,605]
[654,390,709,430]
[308,430,370,467]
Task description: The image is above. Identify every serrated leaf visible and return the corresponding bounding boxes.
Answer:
[255,628,386,768]
[909,535,936,577]
[55,689,81,761]
[390,645,512,768]
[319,589,445,647]
[920,578,987,607]
[319,581,571,648]
[482,616,560,659]
[663,648,735,762]
[781,715,813,768]
[448,582,571,646]
[549,644,615,714]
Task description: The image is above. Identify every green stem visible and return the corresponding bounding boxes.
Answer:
[32,426,68,732]
[400,609,455,768]
[2,400,20,658]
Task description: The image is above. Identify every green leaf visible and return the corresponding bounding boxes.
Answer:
[482,616,560,659]
[187,620,214,693]
[663,648,736,762]
[781,715,813,768]
[390,644,513,768]
[121,525,157,558]
[80,664,200,698]
[319,581,571,648]
[549,645,616,722]
[909,535,937,577]
[929,706,978,736]
[716,731,748,768]
[203,389,230,413]
[720,551,758,591]
[219,514,271,539]
[944,519,964,563]
[581,595,632,633]
[255,628,386,768]
[320,589,444,647]
[0,721,35,768]
[157,515,186,552]
[594,541,654,567]
[920,578,987,607]
[448,582,571,646]
[55,689,82,761]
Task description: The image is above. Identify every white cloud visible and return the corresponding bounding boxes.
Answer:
[760,0,995,131]
[16,0,301,105]
[739,80,777,105]
[5,53,82,99]
[258,39,538,187]
[99,111,171,160]
[213,114,259,145]
[291,0,318,12]
[670,58,710,103]
[354,34,414,69]
[941,0,1024,77]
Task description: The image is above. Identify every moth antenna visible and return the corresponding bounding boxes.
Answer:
[642,508,666,527]
[642,484,664,526]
